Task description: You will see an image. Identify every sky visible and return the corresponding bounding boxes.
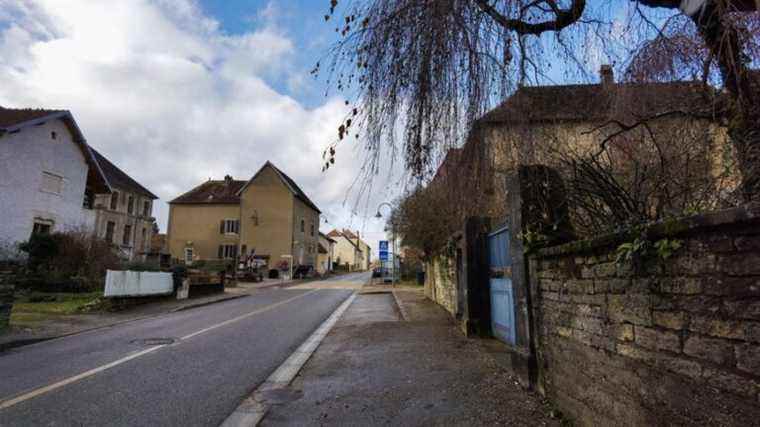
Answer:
[0,0,401,259]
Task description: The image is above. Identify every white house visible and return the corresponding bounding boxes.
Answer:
[0,107,110,252]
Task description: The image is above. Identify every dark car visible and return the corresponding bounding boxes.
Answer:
[293,265,314,279]
[372,267,382,278]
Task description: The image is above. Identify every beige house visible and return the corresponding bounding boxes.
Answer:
[90,149,157,261]
[327,229,371,271]
[317,232,336,274]
[167,162,321,271]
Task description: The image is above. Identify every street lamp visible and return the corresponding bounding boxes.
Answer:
[375,202,396,284]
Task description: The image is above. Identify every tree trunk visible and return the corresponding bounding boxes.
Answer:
[692,2,760,201]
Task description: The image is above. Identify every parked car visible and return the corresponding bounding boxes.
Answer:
[293,265,314,279]
[372,267,382,278]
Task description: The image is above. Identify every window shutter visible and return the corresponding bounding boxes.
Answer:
[218,245,223,259]
[220,220,225,234]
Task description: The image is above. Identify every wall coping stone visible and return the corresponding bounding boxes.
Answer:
[533,203,760,259]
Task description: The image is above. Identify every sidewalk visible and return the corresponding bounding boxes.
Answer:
[0,291,245,351]
[261,288,559,426]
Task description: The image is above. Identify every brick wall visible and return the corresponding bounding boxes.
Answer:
[530,205,760,426]
[0,270,15,331]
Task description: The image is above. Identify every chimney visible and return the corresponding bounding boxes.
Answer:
[224,175,233,186]
[600,64,614,87]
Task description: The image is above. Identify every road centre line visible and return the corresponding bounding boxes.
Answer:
[0,289,320,411]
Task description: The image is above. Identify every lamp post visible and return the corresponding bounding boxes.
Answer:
[375,202,396,284]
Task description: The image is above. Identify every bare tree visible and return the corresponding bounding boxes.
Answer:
[320,0,760,200]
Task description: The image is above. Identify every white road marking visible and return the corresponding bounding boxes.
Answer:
[220,291,358,427]
[0,289,320,411]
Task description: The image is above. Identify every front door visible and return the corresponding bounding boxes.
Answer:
[488,225,516,345]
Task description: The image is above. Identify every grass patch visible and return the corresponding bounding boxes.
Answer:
[12,292,102,317]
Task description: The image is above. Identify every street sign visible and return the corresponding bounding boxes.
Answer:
[379,240,389,251]
[379,250,388,261]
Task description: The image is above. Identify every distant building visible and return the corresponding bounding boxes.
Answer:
[0,107,157,260]
[326,229,371,271]
[317,232,336,274]
[167,161,321,271]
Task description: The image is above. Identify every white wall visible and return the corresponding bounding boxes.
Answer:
[0,119,94,248]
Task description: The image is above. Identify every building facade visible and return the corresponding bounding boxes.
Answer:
[167,162,321,271]
[89,149,157,261]
[327,229,371,271]
[0,108,109,251]
[317,232,336,274]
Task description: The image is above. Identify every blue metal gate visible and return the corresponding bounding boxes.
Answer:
[488,225,516,345]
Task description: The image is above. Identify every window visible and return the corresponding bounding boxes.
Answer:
[51,131,57,140]
[184,248,194,265]
[127,196,134,214]
[110,192,119,210]
[221,219,239,234]
[123,224,132,246]
[105,221,115,243]
[141,228,147,250]
[241,245,247,255]
[310,223,314,236]
[143,201,150,217]
[40,172,63,195]
[32,221,53,235]
[218,244,238,259]
[83,187,94,209]
[300,219,305,233]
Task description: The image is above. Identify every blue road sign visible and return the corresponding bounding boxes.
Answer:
[379,240,389,251]
[379,250,388,261]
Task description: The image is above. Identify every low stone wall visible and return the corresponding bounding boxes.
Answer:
[0,271,15,332]
[424,255,457,316]
[529,205,760,425]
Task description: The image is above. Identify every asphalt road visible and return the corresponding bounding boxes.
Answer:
[0,273,366,426]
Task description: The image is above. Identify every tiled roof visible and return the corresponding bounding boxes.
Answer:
[170,179,247,204]
[319,232,336,243]
[0,107,67,128]
[90,148,158,199]
[479,81,714,124]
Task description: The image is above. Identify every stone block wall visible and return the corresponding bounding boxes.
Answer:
[0,270,15,332]
[424,254,457,316]
[530,205,760,426]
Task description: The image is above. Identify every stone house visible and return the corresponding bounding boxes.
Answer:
[0,108,110,250]
[89,149,158,261]
[444,65,734,228]
[316,232,336,274]
[167,161,321,271]
[326,229,371,271]
[327,229,362,271]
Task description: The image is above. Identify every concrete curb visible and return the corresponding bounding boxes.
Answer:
[391,290,409,321]
[1,293,249,353]
[220,291,358,427]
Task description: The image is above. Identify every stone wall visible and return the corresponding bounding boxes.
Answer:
[424,254,458,316]
[530,205,760,426]
[0,270,15,332]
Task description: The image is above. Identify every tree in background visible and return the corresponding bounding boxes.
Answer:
[319,0,760,200]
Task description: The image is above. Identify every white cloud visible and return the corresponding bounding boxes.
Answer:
[0,0,400,256]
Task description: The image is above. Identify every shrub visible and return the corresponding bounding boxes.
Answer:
[19,231,121,292]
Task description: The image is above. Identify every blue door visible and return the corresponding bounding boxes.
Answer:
[488,225,516,345]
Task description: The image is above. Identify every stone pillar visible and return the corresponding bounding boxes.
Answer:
[506,165,573,388]
[0,271,15,332]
